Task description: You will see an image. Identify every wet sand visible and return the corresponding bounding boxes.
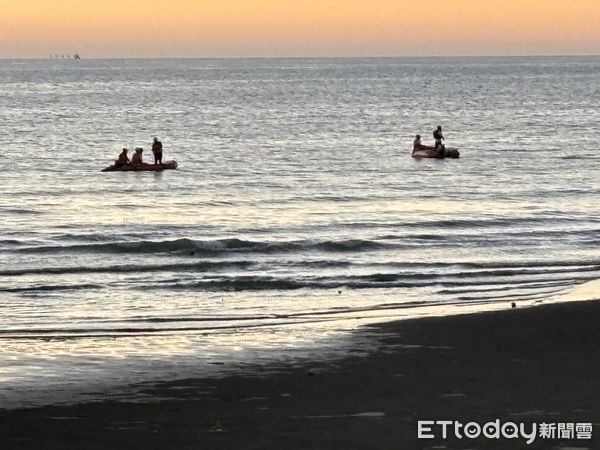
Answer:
[2,300,600,449]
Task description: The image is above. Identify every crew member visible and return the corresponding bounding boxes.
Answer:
[152,137,163,165]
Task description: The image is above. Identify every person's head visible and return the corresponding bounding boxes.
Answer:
[121,148,128,153]
[416,134,421,140]
[153,137,158,143]
[437,125,442,131]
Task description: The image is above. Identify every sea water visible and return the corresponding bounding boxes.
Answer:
[1,57,599,407]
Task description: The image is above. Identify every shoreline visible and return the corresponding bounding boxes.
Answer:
[2,299,600,449]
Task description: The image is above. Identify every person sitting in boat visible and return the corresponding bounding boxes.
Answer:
[433,125,445,155]
[115,148,130,168]
[152,137,163,165]
[412,135,424,154]
[130,147,144,165]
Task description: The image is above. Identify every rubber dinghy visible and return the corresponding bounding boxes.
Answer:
[101,161,179,172]
[412,146,460,159]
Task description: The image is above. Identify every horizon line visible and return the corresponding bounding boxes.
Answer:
[1,53,599,61]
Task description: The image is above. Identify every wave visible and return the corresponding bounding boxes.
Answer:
[0,283,103,293]
[2,257,598,279]
[2,208,43,215]
[384,259,600,270]
[386,217,595,229]
[147,273,598,292]
[14,238,385,256]
[437,280,573,295]
[560,155,599,160]
[13,232,600,257]
[2,267,595,297]
[0,239,23,246]
[0,260,255,277]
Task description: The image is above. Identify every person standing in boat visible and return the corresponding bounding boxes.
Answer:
[152,137,163,165]
[433,125,445,156]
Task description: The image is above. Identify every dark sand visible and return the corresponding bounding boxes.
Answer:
[2,300,600,449]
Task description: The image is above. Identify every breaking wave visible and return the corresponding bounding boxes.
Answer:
[14,238,385,255]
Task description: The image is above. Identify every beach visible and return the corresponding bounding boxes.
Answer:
[2,298,599,449]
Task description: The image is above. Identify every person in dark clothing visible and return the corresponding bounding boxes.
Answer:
[115,148,130,168]
[433,126,445,156]
[152,137,163,165]
[131,148,143,165]
[412,134,423,154]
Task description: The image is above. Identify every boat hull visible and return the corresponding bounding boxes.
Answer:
[101,161,178,172]
[411,147,460,159]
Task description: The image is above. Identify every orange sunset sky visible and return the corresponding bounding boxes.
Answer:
[1,0,599,57]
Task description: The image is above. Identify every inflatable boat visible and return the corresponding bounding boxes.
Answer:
[101,161,179,172]
[411,146,460,159]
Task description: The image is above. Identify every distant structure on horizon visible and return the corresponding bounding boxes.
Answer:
[49,54,81,60]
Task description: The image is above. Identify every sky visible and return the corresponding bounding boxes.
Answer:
[1,0,599,58]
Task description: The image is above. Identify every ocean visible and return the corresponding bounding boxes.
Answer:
[1,57,599,408]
